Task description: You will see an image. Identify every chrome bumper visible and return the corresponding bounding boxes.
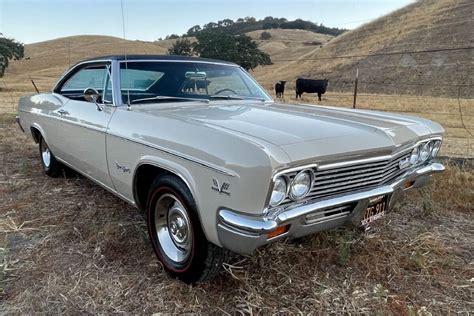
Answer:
[217,162,445,255]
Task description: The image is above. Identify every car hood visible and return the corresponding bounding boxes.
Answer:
[134,101,442,162]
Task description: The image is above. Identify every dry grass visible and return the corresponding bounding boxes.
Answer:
[0,116,472,313]
[252,0,474,99]
[1,88,472,158]
[264,90,473,158]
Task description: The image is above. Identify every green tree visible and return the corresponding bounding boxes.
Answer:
[0,34,24,78]
[165,34,179,40]
[193,31,272,71]
[186,25,201,36]
[168,38,194,56]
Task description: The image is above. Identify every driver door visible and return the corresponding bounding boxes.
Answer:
[54,62,115,188]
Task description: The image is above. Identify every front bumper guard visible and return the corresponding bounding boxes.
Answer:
[217,162,445,255]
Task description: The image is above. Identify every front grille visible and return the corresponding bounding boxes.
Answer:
[280,151,410,206]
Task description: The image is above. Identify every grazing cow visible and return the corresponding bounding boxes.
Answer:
[295,78,329,101]
[274,80,286,98]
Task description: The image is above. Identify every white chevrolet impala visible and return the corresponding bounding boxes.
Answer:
[16,55,445,283]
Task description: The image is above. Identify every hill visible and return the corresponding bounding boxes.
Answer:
[2,30,327,93]
[3,35,173,92]
[182,17,347,38]
[3,0,472,98]
[252,0,473,98]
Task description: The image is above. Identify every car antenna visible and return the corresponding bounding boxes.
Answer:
[120,0,132,111]
[29,76,39,94]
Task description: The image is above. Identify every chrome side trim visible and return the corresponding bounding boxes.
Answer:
[106,133,237,177]
[55,156,137,206]
[59,117,106,133]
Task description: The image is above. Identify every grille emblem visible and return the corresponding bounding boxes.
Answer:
[398,157,410,170]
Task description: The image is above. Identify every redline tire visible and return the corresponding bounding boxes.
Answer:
[146,174,231,283]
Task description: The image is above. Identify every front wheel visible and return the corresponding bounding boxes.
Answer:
[146,174,231,283]
[39,136,62,177]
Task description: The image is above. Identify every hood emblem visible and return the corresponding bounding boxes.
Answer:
[212,179,230,195]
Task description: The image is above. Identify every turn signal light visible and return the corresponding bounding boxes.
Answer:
[404,180,415,190]
[267,225,290,239]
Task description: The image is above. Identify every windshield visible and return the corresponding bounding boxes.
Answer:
[119,61,272,104]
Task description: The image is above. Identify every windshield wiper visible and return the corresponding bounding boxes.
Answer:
[209,94,266,101]
[131,96,209,104]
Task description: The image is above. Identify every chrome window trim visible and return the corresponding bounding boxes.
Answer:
[53,59,113,92]
[115,59,273,105]
[53,59,117,107]
[117,59,239,67]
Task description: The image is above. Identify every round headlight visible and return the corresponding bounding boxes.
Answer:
[289,170,313,200]
[420,141,433,162]
[410,146,420,165]
[431,140,442,157]
[269,176,287,207]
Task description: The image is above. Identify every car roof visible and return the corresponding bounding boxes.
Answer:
[81,54,237,65]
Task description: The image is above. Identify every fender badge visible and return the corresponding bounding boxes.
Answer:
[114,161,131,173]
[212,178,230,195]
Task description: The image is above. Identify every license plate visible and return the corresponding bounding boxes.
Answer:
[361,195,388,226]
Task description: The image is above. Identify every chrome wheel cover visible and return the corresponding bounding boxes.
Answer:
[154,193,193,263]
[41,142,51,168]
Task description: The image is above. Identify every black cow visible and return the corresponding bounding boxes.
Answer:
[274,80,286,98]
[295,78,329,101]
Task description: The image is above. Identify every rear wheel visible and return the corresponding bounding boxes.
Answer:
[39,136,62,177]
[146,174,231,283]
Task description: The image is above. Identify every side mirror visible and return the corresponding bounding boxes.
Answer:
[83,88,103,111]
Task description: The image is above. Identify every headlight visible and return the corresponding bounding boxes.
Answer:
[269,176,287,207]
[289,170,313,200]
[431,140,442,157]
[410,146,420,165]
[420,141,433,162]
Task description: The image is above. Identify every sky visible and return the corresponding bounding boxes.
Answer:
[0,0,414,44]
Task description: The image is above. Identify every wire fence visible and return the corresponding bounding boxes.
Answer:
[1,44,473,137]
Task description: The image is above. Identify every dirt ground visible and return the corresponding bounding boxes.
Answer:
[0,114,472,314]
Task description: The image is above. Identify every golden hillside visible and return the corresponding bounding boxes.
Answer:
[253,0,474,97]
[3,35,173,92]
[3,0,472,98]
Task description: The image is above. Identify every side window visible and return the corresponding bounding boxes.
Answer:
[58,64,112,104]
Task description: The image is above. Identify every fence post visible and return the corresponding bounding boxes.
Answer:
[353,68,359,109]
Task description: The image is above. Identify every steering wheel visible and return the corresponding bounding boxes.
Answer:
[213,88,237,95]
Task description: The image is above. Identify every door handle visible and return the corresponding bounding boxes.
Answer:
[57,109,69,115]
